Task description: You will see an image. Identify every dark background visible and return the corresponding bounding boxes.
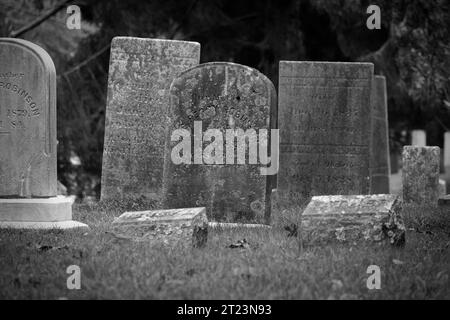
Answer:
[1,0,449,199]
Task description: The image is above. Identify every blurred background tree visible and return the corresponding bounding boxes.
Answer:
[1,0,449,198]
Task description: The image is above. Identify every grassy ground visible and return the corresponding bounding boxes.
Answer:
[0,202,449,299]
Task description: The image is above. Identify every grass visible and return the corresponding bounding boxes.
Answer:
[0,202,449,299]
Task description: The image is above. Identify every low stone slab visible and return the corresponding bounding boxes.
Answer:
[112,207,208,248]
[0,196,88,230]
[300,194,405,246]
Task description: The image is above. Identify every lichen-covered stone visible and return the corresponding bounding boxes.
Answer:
[101,37,200,202]
[369,76,390,194]
[402,146,440,206]
[276,61,373,209]
[162,62,277,224]
[112,207,208,248]
[0,38,57,197]
[300,194,406,246]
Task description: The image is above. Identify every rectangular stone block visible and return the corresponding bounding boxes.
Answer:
[277,61,373,208]
[301,194,405,246]
[0,38,57,197]
[402,146,440,206]
[438,195,450,206]
[112,207,208,247]
[369,75,390,194]
[101,37,200,202]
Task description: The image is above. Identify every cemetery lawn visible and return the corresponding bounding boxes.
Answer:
[0,203,449,300]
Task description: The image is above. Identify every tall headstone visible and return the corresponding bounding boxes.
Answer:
[277,61,373,208]
[0,38,86,229]
[411,130,426,147]
[402,146,440,206]
[444,132,450,171]
[162,62,277,224]
[101,37,200,202]
[369,75,390,194]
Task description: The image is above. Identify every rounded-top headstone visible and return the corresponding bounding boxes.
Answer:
[0,38,57,198]
[162,62,277,224]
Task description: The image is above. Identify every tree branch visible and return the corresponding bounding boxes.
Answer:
[9,0,73,38]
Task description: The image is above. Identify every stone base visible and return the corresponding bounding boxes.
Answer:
[0,220,88,230]
[0,196,88,230]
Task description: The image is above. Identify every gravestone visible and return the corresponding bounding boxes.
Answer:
[402,146,440,206]
[411,130,426,147]
[101,37,200,202]
[438,195,450,206]
[112,207,208,248]
[369,75,390,194]
[444,132,450,171]
[438,179,446,196]
[0,38,86,229]
[301,194,405,246]
[162,62,277,224]
[277,61,373,208]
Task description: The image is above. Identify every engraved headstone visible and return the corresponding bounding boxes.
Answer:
[411,130,426,147]
[444,132,450,171]
[162,62,277,224]
[112,207,208,248]
[369,75,390,194]
[101,37,200,202]
[402,146,440,206]
[277,61,373,208]
[0,38,86,229]
[301,194,405,246]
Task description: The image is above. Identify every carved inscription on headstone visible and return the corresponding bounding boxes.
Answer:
[101,37,200,201]
[277,61,373,208]
[0,38,57,198]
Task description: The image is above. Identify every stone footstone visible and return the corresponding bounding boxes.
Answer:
[402,146,440,206]
[0,196,88,230]
[300,194,405,246]
[101,37,200,203]
[112,207,208,248]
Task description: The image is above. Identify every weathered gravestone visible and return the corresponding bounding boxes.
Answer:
[444,132,450,171]
[438,179,446,196]
[411,130,426,147]
[162,62,277,224]
[112,207,208,247]
[402,146,440,206]
[301,194,405,246]
[101,37,200,202]
[369,75,390,194]
[277,61,373,208]
[0,38,86,229]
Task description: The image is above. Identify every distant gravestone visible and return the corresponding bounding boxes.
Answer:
[112,207,208,248]
[438,195,450,206]
[101,37,200,202]
[402,146,440,206]
[0,38,86,229]
[438,179,446,196]
[411,130,426,147]
[301,194,405,246]
[369,75,390,194]
[162,62,277,224]
[277,61,373,208]
[444,132,450,171]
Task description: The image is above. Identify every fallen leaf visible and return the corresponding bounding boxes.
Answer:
[392,259,404,265]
